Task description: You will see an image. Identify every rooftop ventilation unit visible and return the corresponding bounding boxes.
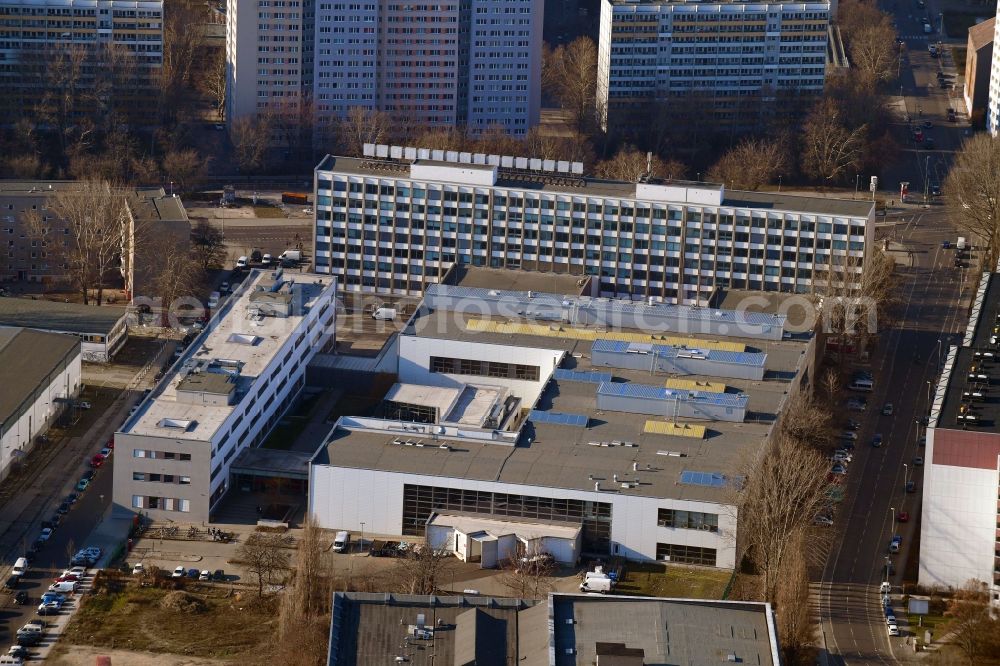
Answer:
[157,418,196,431]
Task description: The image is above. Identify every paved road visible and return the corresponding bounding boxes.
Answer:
[817,209,970,664]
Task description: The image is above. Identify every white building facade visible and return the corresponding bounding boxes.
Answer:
[988,3,1000,135]
[0,329,81,480]
[113,271,337,522]
[225,0,306,126]
[313,152,874,302]
[597,0,830,131]
[312,0,542,136]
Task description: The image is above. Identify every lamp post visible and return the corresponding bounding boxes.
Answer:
[890,506,896,526]
[855,174,860,199]
[927,380,933,406]
[360,521,366,554]
[903,464,909,507]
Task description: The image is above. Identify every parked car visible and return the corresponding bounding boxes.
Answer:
[199,570,211,581]
[813,515,834,526]
[845,419,861,430]
[262,253,273,266]
[830,463,848,475]
[132,563,144,575]
[48,581,77,593]
[882,403,893,416]
[840,431,858,441]
[90,454,104,468]
[37,528,52,543]
[64,567,86,577]
[905,480,916,493]
[220,281,231,294]
[930,184,941,196]
[872,434,883,447]
[171,566,185,578]
[914,456,923,466]
[99,446,112,458]
[847,398,867,412]
[75,478,90,492]
[13,591,28,605]
[187,568,200,579]
[212,569,226,581]
[55,501,71,516]
[887,623,899,636]
[78,400,91,410]
[898,511,909,522]
[36,601,61,615]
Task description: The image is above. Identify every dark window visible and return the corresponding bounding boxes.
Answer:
[655,543,717,566]
[428,356,539,381]
[657,508,719,532]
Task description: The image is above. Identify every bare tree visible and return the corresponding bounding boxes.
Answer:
[774,532,816,665]
[543,37,599,134]
[498,554,555,599]
[237,533,291,596]
[945,134,1000,267]
[336,106,394,157]
[733,432,832,603]
[779,392,832,451]
[800,99,867,184]
[815,250,897,351]
[409,125,471,153]
[25,180,130,305]
[202,48,227,121]
[844,18,898,88]
[471,125,523,156]
[146,239,202,309]
[231,115,271,173]
[594,145,687,181]
[945,579,999,664]
[821,367,841,408]
[393,545,453,595]
[523,127,596,165]
[162,149,208,192]
[0,154,43,179]
[190,220,227,270]
[158,0,203,123]
[707,137,789,190]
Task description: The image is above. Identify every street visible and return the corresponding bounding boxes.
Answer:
[817,209,970,664]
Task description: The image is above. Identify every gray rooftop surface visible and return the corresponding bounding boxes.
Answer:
[548,594,779,666]
[0,328,79,428]
[316,155,875,218]
[316,315,807,503]
[176,372,235,395]
[230,447,313,478]
[442,264,592,296]
[327,592,536,666]
[0,296,127,336]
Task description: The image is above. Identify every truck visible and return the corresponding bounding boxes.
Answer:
[279,249,302,263]
[281,192,309,205]
[956,237,967,250]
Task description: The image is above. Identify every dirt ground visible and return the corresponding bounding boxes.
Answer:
[47,646,231,666]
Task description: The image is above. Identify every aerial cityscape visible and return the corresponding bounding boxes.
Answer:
[0,0,999,663]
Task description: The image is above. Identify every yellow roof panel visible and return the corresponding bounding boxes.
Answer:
[664,378,727,393]
[464,318,745,352]
[643,421,707,438]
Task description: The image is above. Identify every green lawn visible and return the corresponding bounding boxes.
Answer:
[253,204,287,218]
[614,562,732,599]
[906,611,951,647]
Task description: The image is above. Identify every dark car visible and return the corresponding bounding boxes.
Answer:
[56,501,71,516]
[15,632,42,647]
[872,434,884,447]
[930,184,941,196]
[212,569,226,581]
[4,575,18,589]
[250,249,263,263]
[925,137,935,149]
[187,568,200,579]
[14,591,29,605]
[65,492,78,504]
[905,480,916,493]
[82,469,95,481]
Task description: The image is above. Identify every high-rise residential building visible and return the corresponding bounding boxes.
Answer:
[225,0,307,125]
[312,148,873,302]
[311,0,542,135]
[987,4,1000,135]
[0,0,164,125]
[921,268,1000,604]
[596,0,829,132]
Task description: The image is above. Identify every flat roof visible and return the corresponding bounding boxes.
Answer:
[123,270,336,442]
[176,372,235,395]
[317,326,806,503]
[327,592,537,666]
[0,328,79,428]
[0,296,127,336]
[230,447,314,478]
[443,265,592,296]
[317,156,874,218]
[547,595,779,666]
[936,272,1000,431]
[0,181,188,224]
[384,383,461,416]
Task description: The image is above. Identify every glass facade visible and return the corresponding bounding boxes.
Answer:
[314,168,869,302]
[402,483,613,552]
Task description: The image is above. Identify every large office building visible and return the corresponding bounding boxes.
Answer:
[921,268,1000,603]
[113,269,337,522]
[0,0,164,125]
[309,276,818,569]
[313,147,873,303]
[326,592,781,665]
[988,4,1000,135]
[0,328,80,481]
[597,0,829,131]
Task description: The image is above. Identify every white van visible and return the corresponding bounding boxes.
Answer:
[956,237,967,250]
[12,557,27,577]
[236,256,248,269]
[849,378,874,392]
[48,581,77,593]
[579,577,613,593]
[372,307,397,321]
[332,531,350,553]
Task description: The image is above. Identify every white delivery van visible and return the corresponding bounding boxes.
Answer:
[48,581,77,593]
[12,557,27,577]
[332,531,350,553]
[849,378,874,392]
[956,237,967,250]
[236,256,248,269]
[372,307,397,321]
[279,249,302,262]
[579,577,613,593]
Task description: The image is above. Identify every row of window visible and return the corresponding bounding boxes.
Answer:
[131,495,191,512]
[132,449,192,461]
[132,472,191,485]
[429,355,540,381]
[656,542,716,566]
[657,508,719,532]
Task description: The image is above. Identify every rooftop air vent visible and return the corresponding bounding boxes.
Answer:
[157,418,196,431]
[227,333,260,346]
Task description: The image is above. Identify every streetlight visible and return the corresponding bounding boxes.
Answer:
[890,506,896,525]
[360,521,366,553]
[855,174,860,199]
[926,380,932,406]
